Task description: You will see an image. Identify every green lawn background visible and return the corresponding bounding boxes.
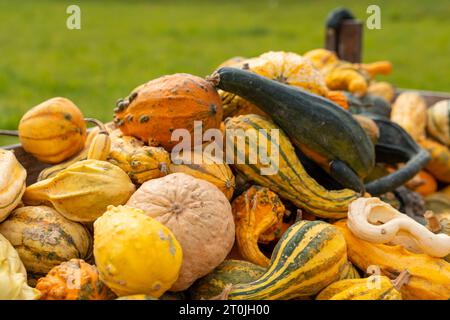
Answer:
[0,0,449,145]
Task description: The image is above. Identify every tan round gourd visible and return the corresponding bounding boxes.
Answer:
[126,173,235,291]
[390,92,427,141]
[427,100,450,146]
[0,149,27,222]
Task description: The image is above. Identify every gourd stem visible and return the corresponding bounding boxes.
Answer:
[392,269,410,291]
[424,211,442,233]
[84,118,108,135]
[209,284,233,300]
[205,72,220,87]
[0,129,19,136]
[295,209,303,222]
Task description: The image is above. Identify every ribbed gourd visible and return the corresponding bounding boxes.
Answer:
[0,206,92,277]
[189,260,266,300]
[36,259,116,300]
[339,261,361,280]
[391,92,427,141]
[108,129,171,184]
[169,150,235,200]
[0,233,41,300]
[334,220,450,300]
[316,270,409,300]
[427,100,450,146]
[23,160,136,222]
[224,114,359,218]
[93,205,183,298]
[231,185,285,267]
[0,149,27,222]
[217,220,347,300]
[18,97,87,164]
[217,51,348,118]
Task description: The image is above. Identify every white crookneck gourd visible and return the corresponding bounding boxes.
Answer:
[0,233,40,300]
[347,197,450,257]
[0,149,27,222]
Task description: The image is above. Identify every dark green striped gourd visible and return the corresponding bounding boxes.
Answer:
[224,114,358,218]
[225,220,347,300]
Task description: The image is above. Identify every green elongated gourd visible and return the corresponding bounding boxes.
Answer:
[208,67,374,193]
[217,220,347,300]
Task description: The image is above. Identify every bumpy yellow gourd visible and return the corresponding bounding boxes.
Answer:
[93,205,183,297]
[23,160,135,222]
[18,97,87,164]
[316,271,408,300]
[0,233,41,300]
[108,129,170,184]
[0,149,27,222]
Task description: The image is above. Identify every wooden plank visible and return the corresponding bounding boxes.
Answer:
[4,144,51,185]
[325,20,363,63]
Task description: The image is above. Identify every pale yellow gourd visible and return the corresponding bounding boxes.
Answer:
[347,197,450,257]
[93,205,183,297]
[0,233,40,300]
[0,149,27,222]
[22,160,136,222]
[390,92,427,141]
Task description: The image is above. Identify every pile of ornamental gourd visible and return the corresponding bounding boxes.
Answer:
[0,50,449,301]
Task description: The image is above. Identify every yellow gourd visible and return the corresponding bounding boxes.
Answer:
[316,270,409,300]
[23,160,135,222]
[335,220,450,300]
[391,92,428,141]
[93,205,183,297]
[0,149,27,222]
[0,233,41,300]
[18,97,87,164]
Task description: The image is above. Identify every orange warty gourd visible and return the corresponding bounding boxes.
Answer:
[18,97,87,164]
[36,259,116,300]
[231,185,285,267]
[113,73,223,151]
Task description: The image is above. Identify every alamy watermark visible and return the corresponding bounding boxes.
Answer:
[171,121,280,175]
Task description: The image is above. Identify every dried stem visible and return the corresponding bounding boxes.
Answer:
[0,129,19,137]
[84,118,108,135]
[424,211,441,233]
[392,269,410,291]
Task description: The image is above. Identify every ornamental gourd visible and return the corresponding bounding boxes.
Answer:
[0,149,26,222]
[427,100,450,146]
[425,192,450,214]
[218,51,348,118]
[405,170,437,196]
[347,197,450,257]
[231,185,285,267]
[189,260,266,300]
[113,73,222,151]
[339,261,361,280]
[108,129,170,184]
[18,97,87,164]
[216,220,347,300]
[93,205,183,297]
[367,81,396,103]
[334,220,450,300]
[0,206,92,277]
[0,233,41,300]
[316,270,409,300]
[23,160,135,222]
[390,92,427,141]
[224,114,359,218]
[169,151,235,200]
[127,173,235,291]
[419,138,450,183]
[210,67,375,193]
[36,259,116,300]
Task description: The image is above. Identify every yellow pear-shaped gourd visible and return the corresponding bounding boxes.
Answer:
[0,149,27,222]
[22,160,135,222]
[0,233,41,300]
[93,205,183,298]
[18,97,87,164]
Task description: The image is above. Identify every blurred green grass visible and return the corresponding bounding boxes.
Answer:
[1,0,449,145]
